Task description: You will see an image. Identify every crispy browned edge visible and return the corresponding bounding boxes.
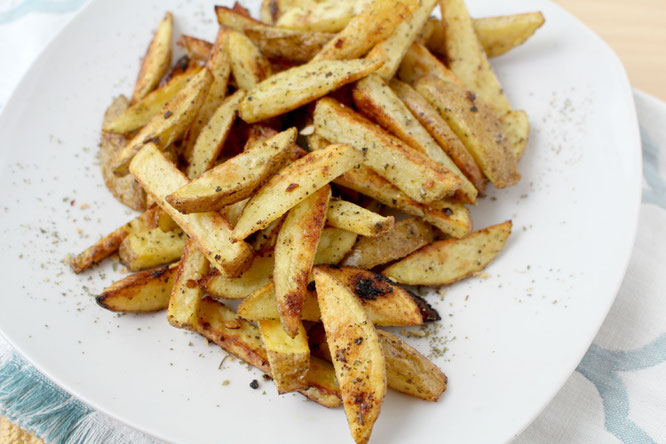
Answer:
[96,263,178,312]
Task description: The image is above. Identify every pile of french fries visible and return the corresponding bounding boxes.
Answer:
[68,1,544,442]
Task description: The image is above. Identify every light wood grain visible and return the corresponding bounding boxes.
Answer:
[553,0,666,100]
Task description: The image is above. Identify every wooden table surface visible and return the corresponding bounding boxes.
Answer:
[552,0,666,101]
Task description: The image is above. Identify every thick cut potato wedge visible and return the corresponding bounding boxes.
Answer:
[341,218,435,269]
[389,79,486,193]
[312,0,417,62]
[167,240,209,329]
[384,220,512,285]
[167,128,296,213]
[258,319,310,393]
[232,144,363,241]
[472,12,545,58]
[113,69,213,175]
[397,42,462,86]
[326,199,393,238]
[68,208,157,274]
[314,98,462,204]
[501,109,530,160]
[196,297,342,407]
[377,329,448,401]
[118,227,186,271]
[99,96,147,211]
[200,253,274,300]
[415,75,520,188]
[238,58,382,123]
[228,30,273,91]
[177,35,213,61]
[131,12,173,103]
[96,263,179,313]
[314,227,358,265]
[366,0,438,80]
[353,75,477,204]
[334,165,472,238]
[130,144,253,276]
[274,186,330,337]
[313,266,386,444]
[276,0,371,32]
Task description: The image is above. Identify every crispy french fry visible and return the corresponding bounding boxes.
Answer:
[314,227,358,265]
[200,253,274,300]
[397,42,462,86]
[167,128,296,213]
[326,199,394,237]
[472,12,545,58]
[341,218,435,269]
[167,239,208,329]
[130,144,253,276]
[177,35,213,61]
[384,220,512,285]
[275,186,330,337]
[259,319,310,393]
[314,266,386,444]
[228,30,273,90]
[131,12,173,103]
[232,144,363,241]
[415,75,520,188]
[96,263,179,313]
[312,0,418,62]
[353,75,477,204]
[314,97,461,204]
[118,227,186,271]
[238,58,382,123]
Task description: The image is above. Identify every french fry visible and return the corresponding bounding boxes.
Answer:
[274,186,330,337]
[472,12,545,58]
[96,263,179,313]
[131,12,173,103]
[129,144,253,276]
[341,218,436,269]
[118,227,186,271]
[231,144,363,241]
[275,0,371,32]
[389,79,486,192]
[238,282,320,322]
[313,227,358,265]
[258,319,310,393]
[154,208,179,232]
[228,29,273,90]
[177,35,213,61]
[383,220,512,285]
[167,240,209,329]
[326,199,394,237]
[501,109,530,160]
[311,0,418,62]
[199,253,274,300]
[314,97,462,204]
[113,69,213,175]
[220,198,249,227]
[414,75,520,188]
[397,42,462,86]
[353,75,477,204]
[167,128,296,212]
[253,217,284,252]
[313,266,386,444]
[238,58,383,123]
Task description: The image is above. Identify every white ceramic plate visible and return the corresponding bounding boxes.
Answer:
[0,1,641,443]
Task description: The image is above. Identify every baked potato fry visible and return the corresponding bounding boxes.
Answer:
[472,12,545,58]
[96,263,179,313]
[384,220,512,285]
[253,217,284,252]
[313,227,358,265]
[326,199,393,238]
[274,186,330,337]
[167,239,209,329]
[275,0,371,32]
[258,319,310,393]
[154,208,179,232]
[377,329,447,402]
[341,218,435,269]
[177,35,212,61]
[501,109,530,160]
[353,75,477,204]
[129,144,253,276]
[314,97,462,204]
[232,144,363,241]
[131,12,173,103]
[312,0,418,62]
[397,42,462,86]
[313,266,386,444]
[238,281,320,322]
[167,128,296,213]
[228,29,273,90]
[238,58,382,123]
[200,252,274,300]
[118,227,186,271]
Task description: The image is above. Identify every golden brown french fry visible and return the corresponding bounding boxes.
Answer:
[397,42,462,86]
[353,75,477,204]
[167,128,296,213]
[326,199,394,237]
[177,35,213,61]
[258,319,310,393]
[275,186,330,337]
[501,109,530,160]
[118,227,186,271]
[167,239,208,329]
[314,97,461,204]
[199,253,274,300]
[414,75,520,188]
[341,218,435,269]
[275,0,371,32]
[130,144,253,276]
[238,58,382,123]
[232,144,363,241]
[384,220,512,285]
[312,0,418,62]
[131,12,173,103]
[472,12,545,58]
[96,263,179,313]
[314,266,386,444]
[228,30,273,90]
[237,281,320,322]
[313,227,358,265]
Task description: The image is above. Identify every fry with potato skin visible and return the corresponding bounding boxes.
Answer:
[200,253,274,300]
[397,42,463,86]
[228,29,273,90]
[131,12,173,104]
[275,0,372,32]
[259,319,310,393]
[167,240,209,329]
[472,12,545,58]
[326,199,394,238]
[118,227,186,271]
[177,35,212,61]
